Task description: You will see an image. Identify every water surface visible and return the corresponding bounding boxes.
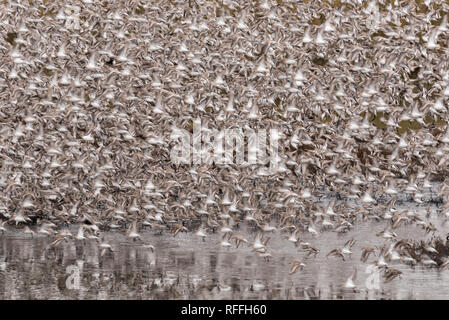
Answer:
[1,206,449,300]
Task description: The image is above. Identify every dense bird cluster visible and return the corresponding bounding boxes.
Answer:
[3,0,449,285]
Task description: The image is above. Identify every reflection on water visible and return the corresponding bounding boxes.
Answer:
[1,214,449,299]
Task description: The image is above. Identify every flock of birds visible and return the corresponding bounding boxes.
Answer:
[3,0,449,291]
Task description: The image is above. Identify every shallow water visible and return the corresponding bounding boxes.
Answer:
[1,204,449,300]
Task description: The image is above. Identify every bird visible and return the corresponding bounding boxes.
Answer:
[0,221,7,234]
[75,226,86,241]
[289,260,306,275]
[439,258,449,270]
[341,239,356,256]
[376,227,398,240]
[383,268,403,283]
[194,224,208,242]
[127,221,142,241]
[232,234,248,248]
[23,226,35,237]
[286,229,301,246]
[327,248,346,261]
[219,234,233,248]
[9,211,31,226]
[98,237,114,256]
[327,239,356,261]
[252,233,269,252]
[361,247,376,263]
[47,235,69,248]
[171,224,188,237]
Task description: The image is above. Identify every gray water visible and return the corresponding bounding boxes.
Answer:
[1,207,449,300]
